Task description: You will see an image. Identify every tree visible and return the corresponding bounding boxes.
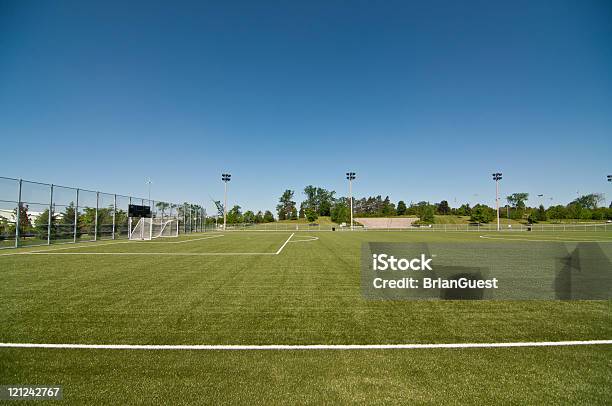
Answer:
[276,190,296,220]
[396,200,407,215]
[566,203,582,220]
[226,205,243,224]
[255,211,264,223]
[155,202,170,217]
[80,206,113,237]
[547,205,567,222]
[305,207,318,223]
[114,209,128,236]
[34,208,55,239]
[506,193,529,210]
[470,204,495,223]
[571,193,604,210]
[303,186,336,216]
[456,203,471,216]
[381,196,396,216]
[580,208,593,220]
[263,210,275,222]
[331,201,350,224]
[418,204,435,224]
[536,204,547,222]
[0,215,8,241]
[243,210,255,224]
[528,206,546,224]
[527,211,538,224]
[436,200,450,215]
[14,204,31,236]
[303,185,318,211]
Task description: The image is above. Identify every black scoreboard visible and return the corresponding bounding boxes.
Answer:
[128,204,152,218]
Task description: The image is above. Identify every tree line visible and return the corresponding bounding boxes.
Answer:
[275,187,612,225]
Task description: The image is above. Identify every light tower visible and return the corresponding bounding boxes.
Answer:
[346,172,356,230]
[221,173,231,230]
[145,178,153,204]
[608,175,612,207]
[492,172,502,231]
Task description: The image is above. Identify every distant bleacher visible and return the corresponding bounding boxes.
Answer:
[354,217,419,229]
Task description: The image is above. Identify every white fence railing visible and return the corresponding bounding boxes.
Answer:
[210,222,611,232]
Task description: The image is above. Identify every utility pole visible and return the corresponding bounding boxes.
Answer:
[492,173,502,231]
[221,173,231,230]
[346,172,356,230]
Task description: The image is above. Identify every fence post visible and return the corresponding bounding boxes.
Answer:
[150,200,154,238]
[74,188,79,243]
[47,184,54,245]
[94,192,99,241]
[15,179,22,248]
[112,194,116,240]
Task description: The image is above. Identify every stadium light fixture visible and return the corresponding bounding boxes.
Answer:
[346,172,356,230]
[608,175,611,182]
[492,173,502,231]
[221,173,231,230]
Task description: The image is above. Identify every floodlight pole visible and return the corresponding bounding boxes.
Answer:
[492,173,502,231]
[222,173,231,230]
[346,172,356,230]
[146,178,152,205]
[608,175,611,207]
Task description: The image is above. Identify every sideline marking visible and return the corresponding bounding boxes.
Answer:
[275,233,295,255]
[3,234,295,256]
[0,340,610,351]
[479,235,612,243]
[23,252,277,256]
[0,234,226,256]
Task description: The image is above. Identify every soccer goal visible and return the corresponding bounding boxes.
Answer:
[128,217,179,240]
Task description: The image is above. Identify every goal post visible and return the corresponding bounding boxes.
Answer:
[129,217,179,240]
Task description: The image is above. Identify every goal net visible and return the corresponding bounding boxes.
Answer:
[129,217,179,240]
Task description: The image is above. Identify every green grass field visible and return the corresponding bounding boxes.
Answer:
[1,230,611,404]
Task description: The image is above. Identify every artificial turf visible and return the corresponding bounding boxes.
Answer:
[1,230,610,404]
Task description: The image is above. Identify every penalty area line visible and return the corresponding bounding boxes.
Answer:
[0,340,610,351]
[275,232,295,255]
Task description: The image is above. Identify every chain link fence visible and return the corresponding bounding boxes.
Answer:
[0,176,207,249]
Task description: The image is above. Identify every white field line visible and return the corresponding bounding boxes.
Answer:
[23,252,277,256]
[0,340,610,351]
[0,240,134,256]
[160,235,224,244]
[289,236,319,243]
[5,234,293,256]
[0,234,226,257]
[479,235,612,243]
[275,233,295,255]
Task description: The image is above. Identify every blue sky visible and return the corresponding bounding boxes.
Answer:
[1,0,611,213]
